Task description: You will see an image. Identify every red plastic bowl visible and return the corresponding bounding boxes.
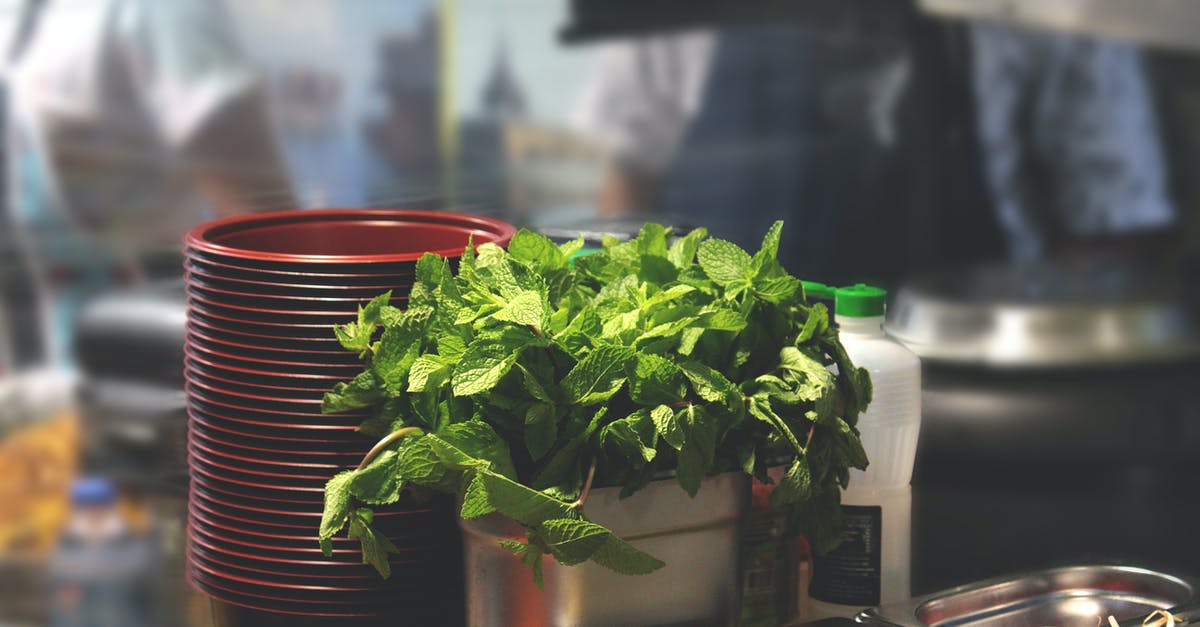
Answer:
[188,308,344,337]
[185,262,413,293]
[184,345,362,377]
[185,361,346,396]
[188,435,352,471]
[187,406,363,437]
[188,421,367,457]
[185,209,515,264]
[186,293,396,321]
[185,322,345,353]
[185,352,349,385]
[186,327,351,358]
[186,255,419,283]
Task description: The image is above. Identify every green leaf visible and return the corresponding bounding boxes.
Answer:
[637,255,679,285]
[477,470,579,527]
[675,405,718,497]
[394,435,448,484]
[678,360,740,409]
[833,418,870,470]
[508,229,566,271]
[752,220,784,266]
[651,404,683,450]
[697,238,753,287]
[695,308,747,332]
[748,396,804,454]
[532,408,605,492]
[559,234,586,259]
[600,418,656,463]
[415,253,447,288]
[769,457,812,507]
[667,227,707,268]
[322,371,383,414]
[372,314,427,393]
[351,449,401,505]
[428,421,518,480]
[588,531,665,575]
[525,402,557,461]
[407,355,451,393]
[452,342,521,397]
[635,223,670,257]
[491,290,549,329]
[627,352,686,406]
[460,473,496,519]
[333,291,393,352]
[562,346,635,405]
[539,518,609,566]
[348,508,400,578]
[319,470,355,546]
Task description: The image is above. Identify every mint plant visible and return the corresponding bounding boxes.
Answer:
[317,222,871,584]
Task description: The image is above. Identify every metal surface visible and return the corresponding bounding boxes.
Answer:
[860,565,1198,627]
[461,473,748,627]
[918,0,1200,53]
[885,262,1200,367]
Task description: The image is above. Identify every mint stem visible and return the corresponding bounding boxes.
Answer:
[571,458,598,510]
[357,426,425,470]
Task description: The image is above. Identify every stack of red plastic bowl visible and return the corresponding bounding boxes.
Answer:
[183,210,516,625]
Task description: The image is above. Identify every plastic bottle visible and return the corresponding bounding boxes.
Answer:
[809,284,921,619]
[49,477,156,627]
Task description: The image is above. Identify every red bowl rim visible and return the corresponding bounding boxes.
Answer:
[188,563,399,601]
[189,459,326,493]
[190,483,431,519]
[188,423,364,459]
[184,372,339,404]
[185,257,417,284]
[189,577,397,618]
[188,324,346,354]
[189,495,429,535]
[185,351,350,381]
[189,444,342,480]
[185,209,515,263]
[186,276,402,305]
[186,292,397,319]
[187,415,366,450]
[186,363,342,395]
[188,435,351,470]
[187,406,362,435]
[189,549,388,583]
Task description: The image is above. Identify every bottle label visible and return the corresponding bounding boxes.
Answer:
[810,505,882,606]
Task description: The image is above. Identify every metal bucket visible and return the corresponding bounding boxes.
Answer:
[460,472,749,627]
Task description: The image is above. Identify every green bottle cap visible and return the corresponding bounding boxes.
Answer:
[568,247,602,267]
[802,281,836,302]
[835,284,887,317]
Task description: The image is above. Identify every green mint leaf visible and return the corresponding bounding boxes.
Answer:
[678,360,740,409]
[562,346,635,404]
[508,229,566,272]
[407,355,451,393]
[499,538,528,557]
[833,418,870,470]
[525,402,557,461]
[600,418,656,463]
[667,227,707,269]
[675,405,718,497]
[452,342,521,397]
[637,254,679,285]
[460,473,496,519]
[651,404,683,450]
[778,346,836,406]
[558,234,586,259]
[371,313,427,393]
[635,223,670,257]
[532,408,605,492]
[415,253,447,288]
[350,449,401,505]
[769,457,812,508]
[752,220,784,267]
[788,487,845,555]
[588,531,665,575]
[428,421,518,480]
[695,308,747,332]
[490,289,549,329]
[348,508,399,578]
[627,352,686,406]
[539,518,609,566]
[697,238,753,287]
[437,334,468,362]
[748,396,805,452]
[795,303,829,344]
[477,469,579,527]
[319,470,355,544]
[333,291,393,352]
[322,371,383,414]
[395,436,448,487]
[517,364,553,403]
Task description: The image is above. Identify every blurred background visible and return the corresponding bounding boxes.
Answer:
[2,0,1200,624]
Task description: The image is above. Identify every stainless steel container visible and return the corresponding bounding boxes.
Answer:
[460,472,749,627]
[859,565,1198,627]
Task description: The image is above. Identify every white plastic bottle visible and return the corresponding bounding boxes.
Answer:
[809,284,921,619]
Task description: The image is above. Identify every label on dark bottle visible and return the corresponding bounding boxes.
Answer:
[809,505,882,606]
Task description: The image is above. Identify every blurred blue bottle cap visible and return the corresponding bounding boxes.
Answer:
[70,477,118,507]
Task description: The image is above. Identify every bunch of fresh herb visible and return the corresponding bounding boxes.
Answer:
[317,222,871,583]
